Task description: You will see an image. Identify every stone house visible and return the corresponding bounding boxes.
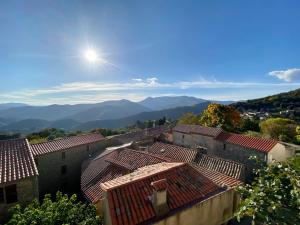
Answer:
[30,133,109,197]
[100,162,241,225]
[172,124,295,180]
[81,142,244,214]
[0,139,39,221]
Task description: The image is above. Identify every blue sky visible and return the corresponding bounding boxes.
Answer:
[0,0,300,105]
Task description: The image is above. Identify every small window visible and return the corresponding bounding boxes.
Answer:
[182,134,185,139]
[223,143,226,150]
[0,187,4,203]
[5,184,18,204]
[62,152,66,160]
[61,165,67,175]
[86,145,90,152]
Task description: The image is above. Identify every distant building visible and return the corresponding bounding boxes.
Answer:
[0,139,39,221]
[172,124,295,179]
[31,133,108,196]
[100,162,241,225]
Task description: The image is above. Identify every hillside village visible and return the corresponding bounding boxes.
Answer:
[0,122,296,224]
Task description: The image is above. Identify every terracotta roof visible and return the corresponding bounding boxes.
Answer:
[0,139,38,185]
[173,124,223,137]
[194,153,244,180]
[100,163,225,225]
[81,148,168,203]
[31,133,105,156]
[147,142,197,162]
[192,164,243,188]
[216,132,278,153]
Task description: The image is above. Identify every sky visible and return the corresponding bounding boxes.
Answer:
[0,0,300,105]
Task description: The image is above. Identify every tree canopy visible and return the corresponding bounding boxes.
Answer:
[260,118,298,143]
[6,192,101,225]
[178,112,201,125]
[199,103,241,131]
[236,156,300,225]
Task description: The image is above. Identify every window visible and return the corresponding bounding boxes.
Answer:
[0,187,4,203]
[182,134,185,139]
[86,145,90,152]
[61,165,67,175]
[62,152,66,160]
[5,184,18,204]
[223,143,226,150]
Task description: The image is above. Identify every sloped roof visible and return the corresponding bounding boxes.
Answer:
[31,133,105,156]
[81,148,168,203]
[147,142,197,162]
[194,153,244,180]
[0,138,38,185]
[100,163,225,225]
[173,124,223,137]
[216,132,278,153]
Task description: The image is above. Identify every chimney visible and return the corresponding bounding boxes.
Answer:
[151,179,169,216]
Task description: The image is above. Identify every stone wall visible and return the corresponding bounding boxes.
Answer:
[0,176,39,222]
[154,189,239,225]
[36,139,112,197]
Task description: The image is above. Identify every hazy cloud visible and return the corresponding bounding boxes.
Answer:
[269,68,300,82]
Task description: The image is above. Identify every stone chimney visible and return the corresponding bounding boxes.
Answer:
[151,178,169,216]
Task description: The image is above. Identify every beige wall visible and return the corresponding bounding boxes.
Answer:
[268,143,294,163]
[36,139,110,197]
[0,176,39,222]
[154,189,239,225]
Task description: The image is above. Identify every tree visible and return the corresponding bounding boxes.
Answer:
[6,192,102,225]
[236,156,300,225]
[199,103,241,131]
[178,112,201,125]
[240,118,260,132]
[260,118,298,142]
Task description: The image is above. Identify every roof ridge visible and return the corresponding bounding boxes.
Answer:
[31,133,103,146]
[100,162,185,191]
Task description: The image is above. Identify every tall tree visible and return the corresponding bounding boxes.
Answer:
[178,112,201,125]
[199,103,241,131]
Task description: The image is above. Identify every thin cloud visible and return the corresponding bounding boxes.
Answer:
[269,68,300,82]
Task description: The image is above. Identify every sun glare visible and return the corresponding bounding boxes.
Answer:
[84,48,99,63]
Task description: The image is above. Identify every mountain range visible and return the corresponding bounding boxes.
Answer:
[0,96,223,132]
[3,88,298,133]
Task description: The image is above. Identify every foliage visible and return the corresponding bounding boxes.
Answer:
[236,156,300,225]
[91,128,124,137]
[244,131,263,138]
[199,103,241,131]
[6,192,102,225]
[240,118,260,132]
[178,112,201,125]
[134,117,169,129]
[0,132,21,140]
[260,118,298,143]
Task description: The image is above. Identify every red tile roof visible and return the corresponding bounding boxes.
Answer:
[216,132,278,153]
[147,142,197,162]
[0,139,38,185]
[173,124,222,137]
[101,163,225,225]
[195,153,244,180]
[31,133,105,156]
[151,178,168,191]
[81,148,168,203]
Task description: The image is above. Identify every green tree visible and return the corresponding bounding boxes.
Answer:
[236,156,300,225]
[240,118,260,132]
[199,103,241,131]
[6,192,102,225]
[178,112,201,125]
[260,118,298,142]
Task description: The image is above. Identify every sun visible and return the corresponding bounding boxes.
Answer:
[84,48,99,63]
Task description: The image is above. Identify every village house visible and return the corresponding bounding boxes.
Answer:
[0,139,39,221]
[172,124,295,179]
[30,133,109,196]
[100,162,241,225]
[81,142,244,216]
